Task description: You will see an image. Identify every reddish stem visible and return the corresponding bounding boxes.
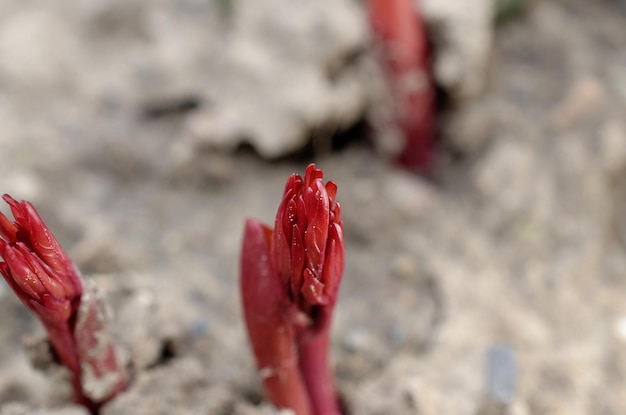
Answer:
[45,296,127,414]
[45,323,81,376]
[368,0,436,173]
[241,219,312,415]
[73,287,129,413]
[44,322,97,412]
[297,307,341,415]
[260,316,311,415]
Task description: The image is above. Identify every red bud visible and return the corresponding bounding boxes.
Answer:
[0,195,82,325]
[271,164,344,314]
[0,194,126,412]
[241,165,344,415]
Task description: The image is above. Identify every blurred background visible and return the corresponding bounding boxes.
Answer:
[0,0,626,414]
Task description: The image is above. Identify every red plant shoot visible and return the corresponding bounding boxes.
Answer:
[368,0,436,173]
[241,164,344,415]
[0,194,128,414]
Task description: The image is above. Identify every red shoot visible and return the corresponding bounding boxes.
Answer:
[241,164,344,415]
[367,0,436,173]
[0,194,128,414]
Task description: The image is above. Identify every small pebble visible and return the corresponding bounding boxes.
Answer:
[486,346,517,405]
[613,316,626,342]
[391,255,418,279]
[342,328,371,352]
[552,77,605,130]
[388,324,407,344]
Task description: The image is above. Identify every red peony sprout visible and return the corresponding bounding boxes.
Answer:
[241,164,344,415]
[0,194,128,414]
[367,0,436,173]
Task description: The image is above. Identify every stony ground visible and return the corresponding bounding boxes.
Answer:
[1,1,626,414]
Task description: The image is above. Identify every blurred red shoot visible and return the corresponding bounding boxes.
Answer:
[0,194,127,414]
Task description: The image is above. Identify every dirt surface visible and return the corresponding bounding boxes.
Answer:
[1,0,626,414]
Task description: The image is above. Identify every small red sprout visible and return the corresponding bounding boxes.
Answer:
[241,164,344,415]
[367,0,436,173]
[0,194,128,414]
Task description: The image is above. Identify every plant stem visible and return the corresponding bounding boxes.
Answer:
[261,319,311,415]
[241,219,312,415]
[44,322,96,411]
[297,307,341,415]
